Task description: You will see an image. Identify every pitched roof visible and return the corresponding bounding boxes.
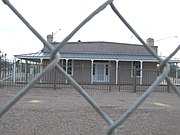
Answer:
[44,41,158,55]
[14,41,179,63]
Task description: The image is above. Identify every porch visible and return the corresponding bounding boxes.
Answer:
[1,60,179,92]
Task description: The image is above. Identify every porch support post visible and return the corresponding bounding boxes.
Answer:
[140,61,143,85]
[91,60,94,84]
[65,59,68,84]
[13,57,16,82]
[115,60,119,84]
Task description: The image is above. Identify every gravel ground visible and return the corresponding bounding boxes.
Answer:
[0,87,180,135]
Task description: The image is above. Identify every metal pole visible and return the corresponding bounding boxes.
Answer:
[13,57,16,83]
[39,59,43,83]
[133,66,137,93]
[4,54,6,78]
[25,60,28,83]
[109,63,111,92]
[82,64,84,87]
[53,68,57,90]
[118,65,121,91]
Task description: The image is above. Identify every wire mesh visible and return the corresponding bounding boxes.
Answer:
[1,0,180,134]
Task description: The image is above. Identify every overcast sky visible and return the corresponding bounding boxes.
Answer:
[0,0,180,59]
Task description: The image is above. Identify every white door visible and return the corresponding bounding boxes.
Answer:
[97,64,104,82]
[93,63,109,82]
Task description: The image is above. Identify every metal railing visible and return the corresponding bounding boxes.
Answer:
[1,0,180,134]
[1,62,180,92]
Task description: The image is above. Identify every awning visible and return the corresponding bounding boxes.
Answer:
[14,52,180,63]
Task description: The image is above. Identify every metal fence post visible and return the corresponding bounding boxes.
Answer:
[167,79,170,93]
[81,64,84,88]
[4,54,7,78]
[133,66,137,93]
[118,66,121,91]
[25,60,28,84]
[109,64,112,92]
[53,68,57,90]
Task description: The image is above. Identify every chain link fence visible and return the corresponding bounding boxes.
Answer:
[1,0,180,134]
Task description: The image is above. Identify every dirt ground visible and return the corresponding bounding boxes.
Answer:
[0,87,180,135]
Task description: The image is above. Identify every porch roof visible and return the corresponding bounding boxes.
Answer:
[14,52,159,62]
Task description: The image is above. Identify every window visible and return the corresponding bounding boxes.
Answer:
[62,59,73,75]
[132,61,140,77]
[93,64,95,75]
[105,64,109,75]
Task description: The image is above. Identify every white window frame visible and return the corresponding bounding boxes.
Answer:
[131,61,140,77]
[62,59,73,76]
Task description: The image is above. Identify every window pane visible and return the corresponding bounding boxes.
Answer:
[62,59,66,71]
[105,64,108,75]
[132,61,140,76]
[62,59,73,75]
[93,64,95,75]
[67,60,72,75]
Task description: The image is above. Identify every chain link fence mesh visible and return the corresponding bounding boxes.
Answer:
[1,0,180,134]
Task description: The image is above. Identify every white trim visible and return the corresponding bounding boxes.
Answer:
[65,59,68,74]
[140,61,143,85]
[62,59,73,76]
[93,62,109,82]
[115,60,118,84]
[65,59,68,84]
[14,56,159,63]
[91,60,94,84]
[131,61,141,77]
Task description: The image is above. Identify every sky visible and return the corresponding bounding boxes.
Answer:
[0,0,180,60]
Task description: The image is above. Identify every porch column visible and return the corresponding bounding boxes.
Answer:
[115,60,119,84]
[65,59,68,83]
[91,60,94,84]
[140,61,143,85]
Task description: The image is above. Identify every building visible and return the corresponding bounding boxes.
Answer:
[14,35,161,85]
